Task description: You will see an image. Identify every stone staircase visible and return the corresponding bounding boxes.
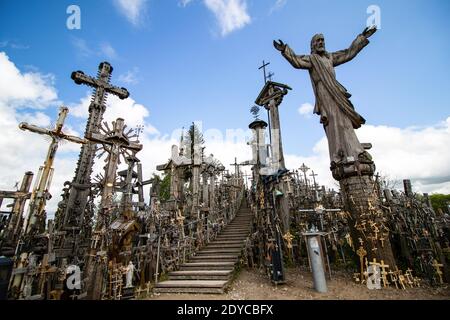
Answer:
[154,203,252,294]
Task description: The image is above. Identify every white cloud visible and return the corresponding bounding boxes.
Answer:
[114,0,148,26]
[0,52,58,108]
[68,93,91,119]
[203,0,251,36]
[284,118,450,195]
[100,42,118,60]
[0,52,77,217]
[71,38,119,60]
[298,102,314,118]
[118,67,139,85]
[70,92,156,133]
[0,40,30,50]
[358,119,450,193]
[19,112,51,127]
[71,37,93,58]
[179,0,193,7]
[269,0,287,14]
[1,50,449,227]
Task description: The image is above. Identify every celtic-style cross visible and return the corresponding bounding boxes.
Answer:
[87,118,142,214]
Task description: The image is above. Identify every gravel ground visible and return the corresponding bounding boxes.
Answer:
[147,267,450,300]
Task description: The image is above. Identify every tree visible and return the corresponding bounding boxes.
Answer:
[182,122,204,160]
[429,194,450,213]
[376,172,400,190]
[158,173,171,201]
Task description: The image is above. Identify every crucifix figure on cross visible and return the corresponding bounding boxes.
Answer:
[10,106,85,299]
[19,106,86,237]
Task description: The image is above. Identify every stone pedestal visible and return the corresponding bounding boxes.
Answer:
[339,173,396,268]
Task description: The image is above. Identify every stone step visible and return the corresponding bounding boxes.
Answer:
[191,254,239,259]
[154,280,228,294]
[154,287,225,294]
[190,256,238,262]
[152,205,252,296]
[220,230,249,234]
[168,270,232,280]
[181,261,236,269]
[206,244,243,249]
[224,226,250,229]
[209,240,244,245]
[220,232,249,236]
[214,237,247,242]
[215,235,248,239]
[216,234,248,238]
[196,249,242,255]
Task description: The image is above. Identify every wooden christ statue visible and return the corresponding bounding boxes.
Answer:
[274,26,377,179]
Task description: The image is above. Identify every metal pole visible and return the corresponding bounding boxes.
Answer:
[304,232,328,293]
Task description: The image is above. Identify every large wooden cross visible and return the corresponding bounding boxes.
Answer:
[229,157,245,180]
[0,172,33,256]
[9,106,85,298]
[87,118,142,214]
[19,106,85,236]
[60,62,129,235]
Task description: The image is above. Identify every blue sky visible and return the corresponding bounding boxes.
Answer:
[1,0,449,152]
[1,0,450,213]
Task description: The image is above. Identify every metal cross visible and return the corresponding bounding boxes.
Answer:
[134,124,145,140]
[258,60,271,84]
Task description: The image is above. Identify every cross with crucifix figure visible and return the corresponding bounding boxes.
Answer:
[19,106,85,238]
[299,163,310,192]
[356,245,367,281]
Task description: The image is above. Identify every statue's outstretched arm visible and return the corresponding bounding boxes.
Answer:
[332,27,377,67]
[274,39,311,70]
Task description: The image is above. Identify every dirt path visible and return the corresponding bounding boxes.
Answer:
[147,267,450,300]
